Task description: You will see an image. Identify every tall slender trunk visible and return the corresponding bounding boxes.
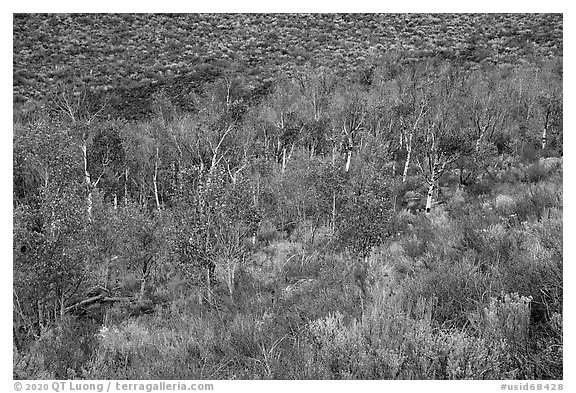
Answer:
[281,147,287,174]
[43,168,49,189]
[425,182,435,214]
[139,180,145,207]
[331,144,337,167]
[225,77,232,112]
[254,176,260,207]
[153,146,161,211]
[345,149,352,172]
[402,144,412,183]
[85,184,93,220]
[124,167,129,205]
[288,143,295,165]
[59,292,65,319]
[541,106,551,150]
[139,276,146,301]
[280,143,295,174]
[227,259,235,301]
[424,156,447,214]
[81,143,92,221]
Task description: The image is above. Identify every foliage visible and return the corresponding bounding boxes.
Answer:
[337,164,394,257]
[13,21,563,380]
[14,14,562,118]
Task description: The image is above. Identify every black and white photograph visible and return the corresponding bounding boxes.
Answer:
[12,9,564,385]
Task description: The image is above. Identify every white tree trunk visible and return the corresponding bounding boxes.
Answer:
[287,143,295,165]
[331,144,337,167]
[345,149,352,172]
[313,94,320,121]
[425,183,434,214]
[153,146,161,211]
[124,167,129,205]
[81,143,92,221]
[60,293,65,319]
[402,145,412,183]
[542,127,547,150]
[86,191,93,221]
[225,77,232,111]
[253,176,260,207]
[43,168,49,189]
[475,136,482,153]
[227,259,235,300]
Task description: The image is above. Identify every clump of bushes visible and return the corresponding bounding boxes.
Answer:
[14,317,99,379]
[302,284,538,379]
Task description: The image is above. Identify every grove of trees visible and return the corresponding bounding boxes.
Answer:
[13,54,563,379]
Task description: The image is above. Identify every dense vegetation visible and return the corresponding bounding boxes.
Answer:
[13,14,562,380]
[14,14,562,119]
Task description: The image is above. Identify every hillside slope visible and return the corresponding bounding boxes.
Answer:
[14,13,562,113]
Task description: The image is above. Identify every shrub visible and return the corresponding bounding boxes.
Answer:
[449,186,467,210]
[13,317,99,379]
[512,183,560,222]
[522,162,547,183]
[538,157,562,173]
[503,219,562,322]
[495,194,515,215]
[257,220,281,245]
[407,257,486,327]
[479,293,532,349]
[307,311,366,379]
[85,314,225,379]
[303,287,529,379]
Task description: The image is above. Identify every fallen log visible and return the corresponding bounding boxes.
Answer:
[64,295,136,314]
